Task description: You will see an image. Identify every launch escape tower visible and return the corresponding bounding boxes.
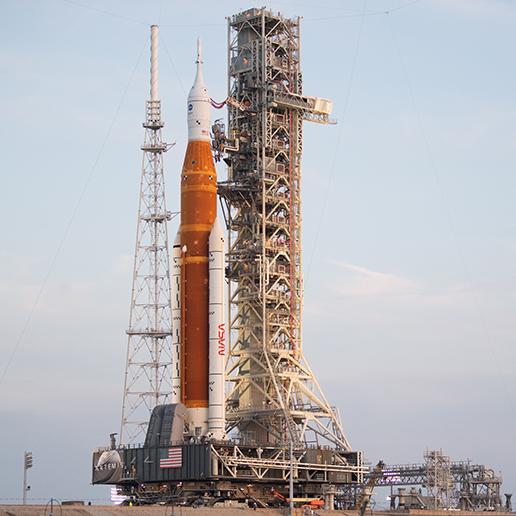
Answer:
[217,8,348,449]
[121,26,174,445]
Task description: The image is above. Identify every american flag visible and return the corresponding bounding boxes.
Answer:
[160,447,182,469]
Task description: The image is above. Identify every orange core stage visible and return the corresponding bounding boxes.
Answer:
[180,139,217,410]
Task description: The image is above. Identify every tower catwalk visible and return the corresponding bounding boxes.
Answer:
[218,8,350,449]
[121,25,174,444]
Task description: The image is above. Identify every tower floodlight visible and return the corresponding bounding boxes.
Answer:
[23,451,33,504]
[24,451,33,470]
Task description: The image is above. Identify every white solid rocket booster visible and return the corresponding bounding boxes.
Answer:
[208,218,225,440]
[171,230,182,404]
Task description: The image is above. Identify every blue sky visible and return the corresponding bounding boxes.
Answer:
[1,0,515,506]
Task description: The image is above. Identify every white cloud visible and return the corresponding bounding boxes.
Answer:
[327,259,420,297]
[324,259,475,315]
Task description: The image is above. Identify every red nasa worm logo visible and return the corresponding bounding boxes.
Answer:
[218,323,225,356]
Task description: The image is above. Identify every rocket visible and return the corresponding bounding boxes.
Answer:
[171,39,226,440]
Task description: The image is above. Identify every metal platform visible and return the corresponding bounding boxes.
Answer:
[92,441,362,507]
[364,450,507,512]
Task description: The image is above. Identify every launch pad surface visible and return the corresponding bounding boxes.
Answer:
[1,508,511,516]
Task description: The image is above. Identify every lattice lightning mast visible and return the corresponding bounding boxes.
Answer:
[121,25,174,444]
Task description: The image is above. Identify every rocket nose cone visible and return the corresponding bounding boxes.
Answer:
[209,218,225,246]
[188,79,208,100]
[189,38,209,100]
[187,38,211,142]
[173,228,181,247]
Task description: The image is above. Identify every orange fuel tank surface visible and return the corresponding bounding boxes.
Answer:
[180,139,217,409]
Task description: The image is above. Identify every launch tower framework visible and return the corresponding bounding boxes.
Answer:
[121,26,174,445]
[218,8,349,450]
[370,449,505,511]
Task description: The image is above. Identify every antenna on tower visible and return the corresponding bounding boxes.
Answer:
[120,25,174,444]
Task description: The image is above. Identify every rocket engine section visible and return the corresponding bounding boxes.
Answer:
[171,39,226,441]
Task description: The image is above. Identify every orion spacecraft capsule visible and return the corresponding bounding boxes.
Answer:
[171,39,225,440]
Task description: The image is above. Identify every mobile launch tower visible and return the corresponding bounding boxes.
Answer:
[217,7,348,451]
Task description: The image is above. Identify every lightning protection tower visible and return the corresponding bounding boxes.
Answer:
[121,25,174,444]
[218,8,351,451]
